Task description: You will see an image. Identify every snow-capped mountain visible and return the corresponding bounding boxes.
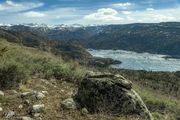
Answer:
[1,22,180,58]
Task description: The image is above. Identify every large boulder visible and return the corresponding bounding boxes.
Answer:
[75,73,153,120]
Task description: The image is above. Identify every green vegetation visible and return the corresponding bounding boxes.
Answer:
[0,38,86,89]
[0,64,27,89]
[112,69,180,98]
[100,68,180,119]
[1,22,180,57]
[0,32,180,119]
[0,46,8,56]
[134,83,180,120]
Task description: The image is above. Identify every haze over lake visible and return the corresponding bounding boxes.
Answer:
[88,49,180,72]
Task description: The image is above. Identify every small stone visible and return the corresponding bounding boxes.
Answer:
[19,116,33,120]
[0,107,3,112]
[19,105,23,109]
[11,90,18,94]
[0,90,4,96]
[33,113,41,118]
[61,98,77,110]
[4,110,15,118]
[24,100,30,106]
[60,89,65,92]
[41,91,48,95]
[21,92,31,98]
[81,108,89,115]
[32,104,45,113]
[36,92,45,100]
[21,91,45,100]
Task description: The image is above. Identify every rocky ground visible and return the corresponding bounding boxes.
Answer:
[0,73,149,120]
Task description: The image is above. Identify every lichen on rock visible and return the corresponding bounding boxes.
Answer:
[75,72,153,120]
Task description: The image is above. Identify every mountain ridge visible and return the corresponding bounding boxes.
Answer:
[1,22,180,57]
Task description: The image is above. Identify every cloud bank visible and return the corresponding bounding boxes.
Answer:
[0,0,179,25]
[83,8,123,24]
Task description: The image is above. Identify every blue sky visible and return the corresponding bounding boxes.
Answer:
[0,0,180,25]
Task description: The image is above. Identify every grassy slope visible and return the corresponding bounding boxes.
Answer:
[0,38,86,82]
[134,83,180,120]
[0,39,142,120]
[108,69,180,120]
[1,38,180,120]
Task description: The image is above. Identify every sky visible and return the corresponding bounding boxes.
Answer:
[0,0,180,25]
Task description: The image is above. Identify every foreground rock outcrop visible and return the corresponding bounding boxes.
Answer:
[75,73,153,120]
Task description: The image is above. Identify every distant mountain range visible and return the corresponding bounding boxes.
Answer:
[1,22,180,57]
[0,23,120,67]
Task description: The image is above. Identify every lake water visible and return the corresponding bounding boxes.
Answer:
[88,49,180,72]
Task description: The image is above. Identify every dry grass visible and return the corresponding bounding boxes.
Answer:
[0,78,143,120]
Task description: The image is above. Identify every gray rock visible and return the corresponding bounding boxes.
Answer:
[21,91,45,100]
[21,92,31,96]
[33,113,41,118]
[32,104,45,113]
[75,73,153,120]
[0,90,4,96]
[18,116,33,120]
[19,104,23,109]
[36,92,45,100]
[4,110,15,118]
[81,108,89,115]
[11,90,18,94]
[21,92,33,99]
[61,98,77,109]
[24,100,30,106]
[41,91,48,95]
[0,107,3,112]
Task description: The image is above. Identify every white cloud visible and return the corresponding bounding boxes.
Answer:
[128,8,178,23]
[113,2,132,7]
[6,0,22,7]
[122,11,132,15]
[0,0,43,12]
[1,3,180,25]
[113,2,132,9]
[146,8,155,11]
[23,11,46,18]
[83,8,123,23]
[82,7,180,24]
[126,16,135,21]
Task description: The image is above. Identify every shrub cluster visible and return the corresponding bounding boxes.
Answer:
[0,39,86,89]
[0,64,27,89]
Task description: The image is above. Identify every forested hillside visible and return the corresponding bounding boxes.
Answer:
[1,22,180,57]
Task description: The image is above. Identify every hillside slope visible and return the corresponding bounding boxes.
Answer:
[0,27,120,67]
[2,22,180,56]
[0,38,148,120]
[0,38,180,120]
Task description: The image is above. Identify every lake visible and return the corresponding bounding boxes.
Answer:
[88,49,180,72]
